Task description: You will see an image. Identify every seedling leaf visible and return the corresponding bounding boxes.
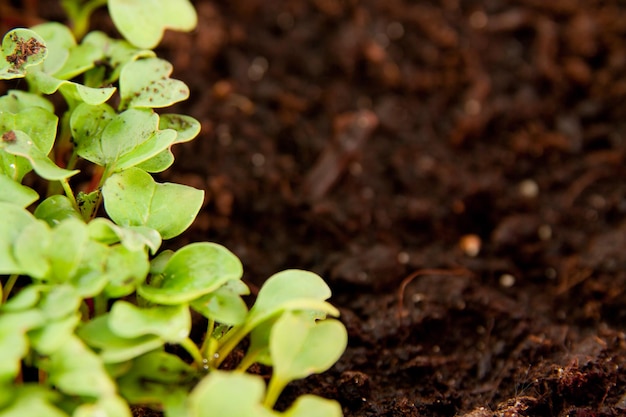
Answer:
[0,29,47,79]
[109,0,197,49]
[191,280,250,325]
[117,350,195,406]
[0,310,44,382]
[188,371,272,417]
[102,167,204,239]
[103,244,150,298]
[0,386,67,417]
[138,242,243,304]
[34,195,83,226]
[44,336,116,397]
[0,130,79,181]
[119,58,190,109]
[109,301,190,342]
[283,395,343,417]
[78,315,164,363]
[265,313,347,408]
[0,174,39,207]
[246,270,338,330]
[0,202,41,274]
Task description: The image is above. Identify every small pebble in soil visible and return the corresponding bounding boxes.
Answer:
[499,273,516,288]
[518,179,539,198]
[459,234,481,257]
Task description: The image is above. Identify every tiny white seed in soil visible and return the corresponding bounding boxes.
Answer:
[519,179,539,198]
[499,273,515,288]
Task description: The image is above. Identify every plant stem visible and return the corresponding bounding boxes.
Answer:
[211,325,249,368]
[2,274,19,303]
[199,318,215,358]
[263,376,287,409]
[60,178,80,212]
[179,337,204,368]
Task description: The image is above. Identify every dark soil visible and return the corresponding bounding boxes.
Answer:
[5,0,626,416]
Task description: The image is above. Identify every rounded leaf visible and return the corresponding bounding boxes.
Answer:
[109,301,190,342]
[109,0,197,49]
[103,167,204,239]
[138,242,243,304]
[0,29,47,79]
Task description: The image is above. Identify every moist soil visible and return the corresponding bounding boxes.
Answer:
[5,1,626,416]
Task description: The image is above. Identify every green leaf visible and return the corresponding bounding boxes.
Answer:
[0,202,40,274]
[246,270,339,330]
[102,244,149,298]
[34,195,82,226]
[88,218,161,254]
[81,31,155,85]
[188,371,273,417]
[0,130,79,181]
[0,90,54,113]
[38,284,81,320]
[72,395,132,417]
[30,22,74,75]
[78,315,164,363]
[191,280,250,325]
[265,313,347,408]
[68,240,110,297]
[133,148,174,173]
[271,313,347,380]
[44,336,116,397]
[27,71,116,105]
[0,385,68,417]
[159,113,201,144]
[0,106,58,181]
[2,285,45,312]
[13,220,50,278]
[138,242,243,304]
[117,350,195,406]
[108,301,190,342]
[47,218,89,283]
[73,107,176,170]
[119,58,190,109]
[102,167,204,239]
[70,102,117,166]
[283,395,343,417]
[30,313,81,355]
[0,174,39,207]
[0,29,47,79]
[0,310,45,382]
[109,0,197,49]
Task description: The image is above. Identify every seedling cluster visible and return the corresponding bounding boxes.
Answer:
[0,1,347,416]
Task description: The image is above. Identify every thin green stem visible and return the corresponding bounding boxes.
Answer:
[263,376,287,409]
[179,337,204,368]
[211,325,249,368]
[60,178,79,211]
[2,274,19,303]
[199,318,215,358]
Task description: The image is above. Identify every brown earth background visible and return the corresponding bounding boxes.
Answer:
[3,0,626,416]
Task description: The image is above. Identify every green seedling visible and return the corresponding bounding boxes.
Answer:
[0,3,347,417]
